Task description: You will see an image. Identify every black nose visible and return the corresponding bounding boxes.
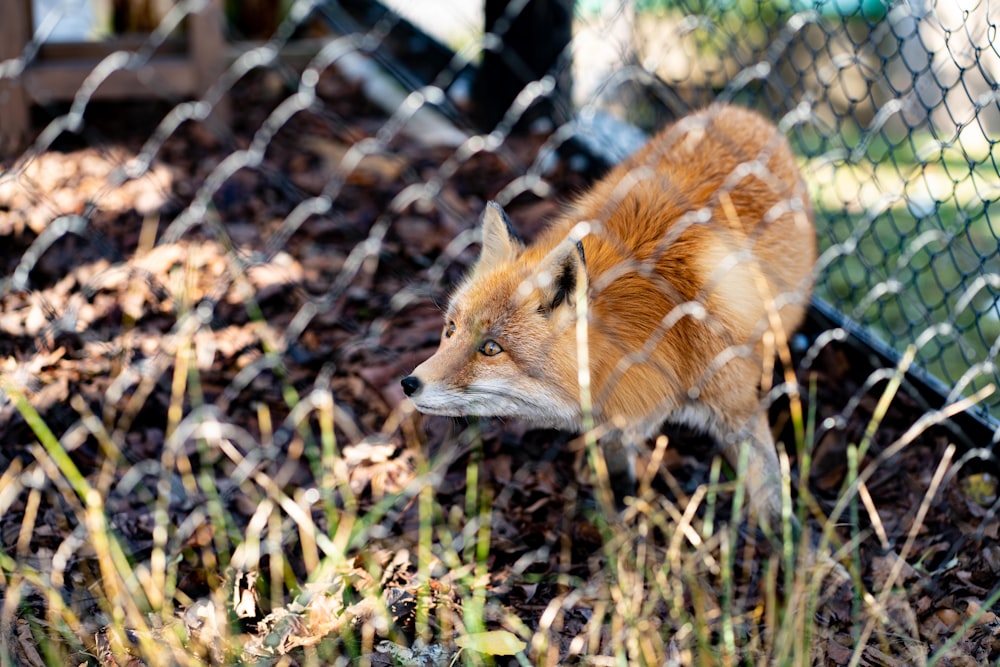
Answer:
[401,376,421,396]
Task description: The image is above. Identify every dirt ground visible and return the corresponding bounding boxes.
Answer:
[1,60,999,665]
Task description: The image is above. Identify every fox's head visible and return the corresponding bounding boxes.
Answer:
[402,202,587,430]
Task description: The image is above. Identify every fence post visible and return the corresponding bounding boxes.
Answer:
[189,0,230,122]
[0,0,31,156]
[474,0,574,131]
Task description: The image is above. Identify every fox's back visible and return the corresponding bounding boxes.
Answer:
[531,104,816,426]
[543,105,811,300]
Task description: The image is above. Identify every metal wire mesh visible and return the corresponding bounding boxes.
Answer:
[2,0,1000,661]
[1,1,997,434]
[603,0,1000,426]
[388,0,1000,428]
[550,0,996,434]
[545,0,1000,429]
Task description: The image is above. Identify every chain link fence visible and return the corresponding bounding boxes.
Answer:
[2,0,1000,661]
[362,0,1000,434]
[425,0,1000,432]
[664,0,1000,432]
[2,0,997,432]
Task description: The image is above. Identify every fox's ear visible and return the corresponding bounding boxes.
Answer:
[475,201,523,275]
[535,238,587,315]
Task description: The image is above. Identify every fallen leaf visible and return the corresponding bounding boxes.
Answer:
[961,472,998,506]
[456,630,527,656]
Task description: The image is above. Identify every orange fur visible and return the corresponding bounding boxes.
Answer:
[403,104,816,524]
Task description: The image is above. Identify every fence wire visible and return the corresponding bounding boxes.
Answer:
[4,0,996,436]
[2,0,1000,661]
[678,0,1000,429]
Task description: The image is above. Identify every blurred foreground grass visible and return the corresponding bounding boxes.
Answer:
[5,336,994,665]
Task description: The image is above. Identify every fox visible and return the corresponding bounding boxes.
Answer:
[401,104,816,528]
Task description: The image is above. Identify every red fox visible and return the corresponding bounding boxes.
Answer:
[401,104,816,527]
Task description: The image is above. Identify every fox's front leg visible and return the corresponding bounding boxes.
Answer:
[719,411,793,537]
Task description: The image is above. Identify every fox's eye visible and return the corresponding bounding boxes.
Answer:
[479,339,503,356]
[444,321,456,338]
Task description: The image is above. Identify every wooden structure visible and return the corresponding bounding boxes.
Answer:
[0,0,227,154]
